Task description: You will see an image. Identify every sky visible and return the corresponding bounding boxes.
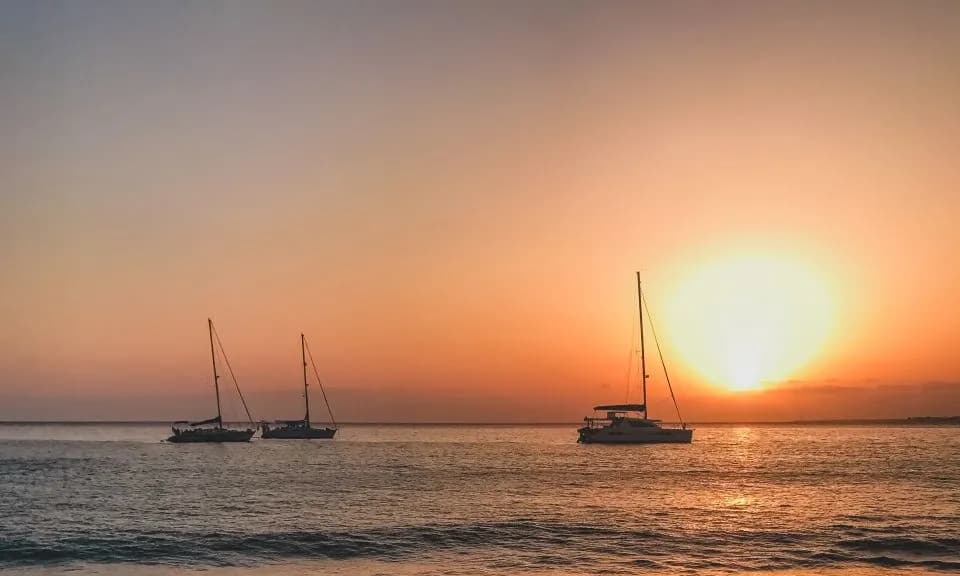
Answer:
[1,0,959,422]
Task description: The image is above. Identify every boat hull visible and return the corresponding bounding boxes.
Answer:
[578,426,693,444]
[167,428,255,443]
[261,426,337,439]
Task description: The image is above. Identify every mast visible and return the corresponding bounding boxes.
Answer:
[636,272,648,420]
[302,333,310,425]
[208,318,222,426]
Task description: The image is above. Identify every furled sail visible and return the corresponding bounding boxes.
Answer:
[594,404,646,412]
[189,415,222,426]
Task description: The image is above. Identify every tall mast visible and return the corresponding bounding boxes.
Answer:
[636,272,648,420]
[302,333,310,425]
[208,318,222,426]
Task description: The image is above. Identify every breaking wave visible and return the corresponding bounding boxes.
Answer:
[3,520,959,571]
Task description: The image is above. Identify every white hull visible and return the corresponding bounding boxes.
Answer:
[578,423,692,444]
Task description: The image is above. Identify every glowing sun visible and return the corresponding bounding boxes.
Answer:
[664,253,836,392]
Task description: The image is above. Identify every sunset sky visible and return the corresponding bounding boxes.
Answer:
[2,0,959,422]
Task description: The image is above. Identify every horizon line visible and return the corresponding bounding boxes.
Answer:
[0,417,957,426]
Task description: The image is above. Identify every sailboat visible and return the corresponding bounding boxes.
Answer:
[261,333,337,439]
[577,274,693,444]
[167,319,256,443]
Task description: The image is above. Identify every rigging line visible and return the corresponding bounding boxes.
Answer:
[303,337,337,427]
[641,291,684,425]
[211,323,255,425]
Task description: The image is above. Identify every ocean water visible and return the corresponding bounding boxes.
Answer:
[0,423,958,575]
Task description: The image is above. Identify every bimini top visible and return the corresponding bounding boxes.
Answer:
[593,404,646,412]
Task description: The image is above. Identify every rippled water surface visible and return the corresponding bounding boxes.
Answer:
[1,424,958,575]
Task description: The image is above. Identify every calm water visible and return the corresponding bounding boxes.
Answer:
[1,424,958,575]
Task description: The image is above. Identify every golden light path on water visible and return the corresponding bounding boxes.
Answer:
[664,253,837,392]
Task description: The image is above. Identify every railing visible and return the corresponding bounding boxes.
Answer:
[582,416,688,430]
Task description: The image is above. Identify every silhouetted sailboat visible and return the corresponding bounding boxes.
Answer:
[167,319,256,443]
[261,333,337,439]
[578,273,693,444]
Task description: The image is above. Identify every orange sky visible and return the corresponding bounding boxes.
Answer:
[1,0,959,421]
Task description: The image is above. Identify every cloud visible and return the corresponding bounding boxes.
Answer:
[2,377,958,423]
[680,380,960,422]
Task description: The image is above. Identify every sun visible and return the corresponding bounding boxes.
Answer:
[663,253,836,392]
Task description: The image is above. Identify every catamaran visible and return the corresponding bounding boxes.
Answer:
[578,274,693,444]
[167,319,256,443]
[261,333,337,439]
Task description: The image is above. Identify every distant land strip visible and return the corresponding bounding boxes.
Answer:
[0,417,958,425]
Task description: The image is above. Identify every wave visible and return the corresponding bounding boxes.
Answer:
[839,535,960,554]
[3,520,959,571]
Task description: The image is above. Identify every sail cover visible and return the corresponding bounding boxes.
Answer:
[189,415,222,426]
[593,404,646,412]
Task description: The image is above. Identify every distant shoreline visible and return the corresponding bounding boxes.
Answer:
[0,417,958,426]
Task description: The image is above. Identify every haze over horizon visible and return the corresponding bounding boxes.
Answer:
[3,0,959,422]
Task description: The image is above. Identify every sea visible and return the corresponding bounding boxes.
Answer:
[0,423,958,575]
